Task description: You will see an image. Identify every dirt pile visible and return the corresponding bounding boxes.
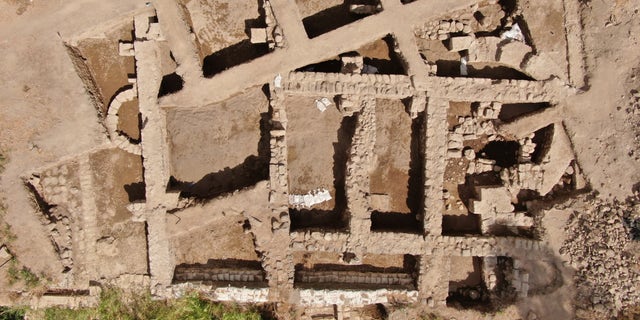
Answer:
[561,193,640,318]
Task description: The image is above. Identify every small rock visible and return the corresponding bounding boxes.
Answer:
[463,148,476,160]
[565,165,575,175]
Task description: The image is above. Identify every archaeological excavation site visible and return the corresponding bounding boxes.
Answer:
[1,0,639,319]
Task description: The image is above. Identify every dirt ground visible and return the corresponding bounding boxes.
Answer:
[166,85,269,196]
[448,256,482,291]
[179,0,262,58]
[166,184,268,266]
[370,99,413,214]
[285,95,346,212]
[0,0,639,318]
[0,0,143,302]
[117,99,140,141]
[75,23,135,114]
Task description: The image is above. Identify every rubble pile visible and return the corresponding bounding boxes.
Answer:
[414,19,473,41]
[446,116,498,158]
[413,2,505,41]
[561,196,640,317]
[500,163,544,192]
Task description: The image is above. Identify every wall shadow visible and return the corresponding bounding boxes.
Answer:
[302,0,381,38]
[289,115,356,231]
[202,40,269,78]
[171,112,270,199]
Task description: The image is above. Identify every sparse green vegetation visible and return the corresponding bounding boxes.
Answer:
[6,259,40,288]
[0,211,15,244]
[0,152,6,173]
[42,288,263,320]
[0,306,26,320]
[0,151,11,245]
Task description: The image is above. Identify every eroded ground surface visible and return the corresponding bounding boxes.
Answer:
[0,0,639,319]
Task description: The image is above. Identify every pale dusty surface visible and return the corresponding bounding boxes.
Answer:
[0,0,639,319]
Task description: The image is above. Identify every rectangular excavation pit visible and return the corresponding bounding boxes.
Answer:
[442,101,494,236]
[89,148,145,225]
[296,34,406,75]
[165,85,270,199]
[286,95,355,230]
[67,22,136,116]
[415,37,533,80]
[172,259,267,288]
[446,256,487,308]
[27,148,149,279]
[87,148,149,278]
[498,102,550,122]
[178,0,271,77]
[415,37,462,77]
[167,184,267,268]
[369,99,423,233]
[297,0,383,39]
[293,252,418,290]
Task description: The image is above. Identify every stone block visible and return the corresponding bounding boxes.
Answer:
[0,246,12,266]
[447,36,475,52]
[251,28,267,43]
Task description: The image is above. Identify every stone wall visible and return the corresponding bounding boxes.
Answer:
[282,72,413,99]
[296,270,415,289]
[173,266,265,283]
[298,288,419,307]
[170,283,270,303]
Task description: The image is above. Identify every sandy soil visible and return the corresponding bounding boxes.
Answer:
[117,99,140,141]
[0,0,144,298]
[89,148,144,224]
[285,95,346,211]
[563,0,640,200]
[0,0,639,318]
[370,99,413,214]
[167,183,269,266]
[75,24,135,114]
[180,0,262,57]
[166,86,269,189]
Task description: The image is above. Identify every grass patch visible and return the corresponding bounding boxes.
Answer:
[0,306,25,320]
[6,259,40,288]
[43,288,263,320]
[0,211,16,244]
[0,150,12,245]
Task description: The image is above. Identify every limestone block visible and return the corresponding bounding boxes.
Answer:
[147,23,163,40]
[118,42,134,56]
[250,28,268,44]
[522,54,556,80]
[497,41,532,67]
[447,36,475,52]
[468,37,502,62]
[469,186,514,215]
